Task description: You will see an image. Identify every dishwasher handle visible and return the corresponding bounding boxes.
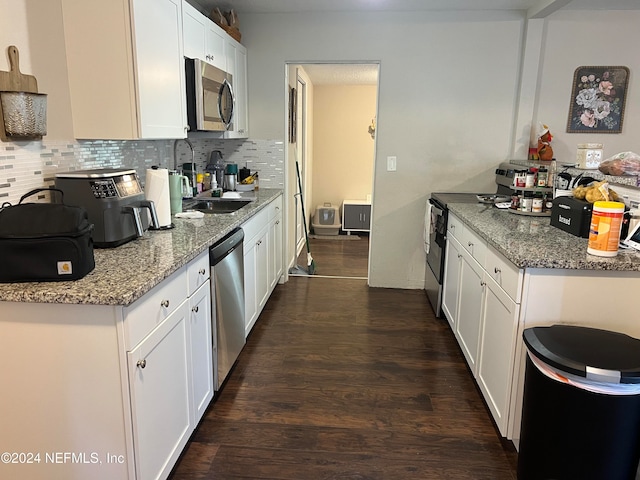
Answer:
[210,227,244,267]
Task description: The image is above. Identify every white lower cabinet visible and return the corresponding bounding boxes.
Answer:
[269,201,284,289]
[242,195,283,337]
[188,280,214,424]
[127,300,192,480]
[124,250,213,479]
[455,247,484,373]
[443,212,522,437]
[442,235,461,330]
[243,223,268,336]
[243,238,258,333]
[476,274,520,435]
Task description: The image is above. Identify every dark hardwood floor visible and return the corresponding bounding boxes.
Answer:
[293,235,369,278]
[169,240,518,480]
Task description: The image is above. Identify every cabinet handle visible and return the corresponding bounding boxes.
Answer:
[494,267,501,274]
[468,242,473,247]
[480,281,486,287]
[199,268,206,275]
[276,220,280,225]
[192,306,199,313]
[137,359,146,369]
[160,299,170,308]
[457,254,462,259]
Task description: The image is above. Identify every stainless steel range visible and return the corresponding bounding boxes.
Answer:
[425,193,488,318]
[425,165,515,317]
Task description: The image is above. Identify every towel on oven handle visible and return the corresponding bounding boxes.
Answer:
[0,188,95,283]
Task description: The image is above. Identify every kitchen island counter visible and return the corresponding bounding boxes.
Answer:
[448,203,640,271]
[445,201,640,450]
[0,188,283,306]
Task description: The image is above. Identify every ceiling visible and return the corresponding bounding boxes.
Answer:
[199,0,640,15]
[192,0,640,85]
[298,64,379,86]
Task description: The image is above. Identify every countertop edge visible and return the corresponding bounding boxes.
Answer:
[448,203,640,272]
[0,189,283,306]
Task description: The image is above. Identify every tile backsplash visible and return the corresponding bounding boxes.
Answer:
[0,138,284,206]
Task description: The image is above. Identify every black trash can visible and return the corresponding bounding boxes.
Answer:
[518,325,640,480]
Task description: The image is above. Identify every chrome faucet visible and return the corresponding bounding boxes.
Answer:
[173,138,196,196]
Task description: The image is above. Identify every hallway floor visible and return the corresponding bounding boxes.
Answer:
[293,234,369,278]
[169,243,518,479]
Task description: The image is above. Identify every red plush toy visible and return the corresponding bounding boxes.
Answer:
[537,123,553,161]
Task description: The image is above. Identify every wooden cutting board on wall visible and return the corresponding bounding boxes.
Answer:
[0,45,38,93]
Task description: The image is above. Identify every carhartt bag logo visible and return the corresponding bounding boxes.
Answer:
[57,261,73,275]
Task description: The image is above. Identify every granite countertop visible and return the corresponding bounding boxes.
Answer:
[448,203,640,271]
[0,189,283,306]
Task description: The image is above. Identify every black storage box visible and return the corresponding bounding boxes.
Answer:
[0,188,95,282]
[550,197,593,238]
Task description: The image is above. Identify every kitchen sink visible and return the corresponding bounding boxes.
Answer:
[186,199,252,214]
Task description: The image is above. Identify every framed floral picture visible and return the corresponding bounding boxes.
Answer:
[567,66,629,133]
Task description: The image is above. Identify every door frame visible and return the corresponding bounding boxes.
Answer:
[283,61,380,283]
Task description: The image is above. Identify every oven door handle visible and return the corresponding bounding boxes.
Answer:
[431,206,443,217]
[428,199,444,218]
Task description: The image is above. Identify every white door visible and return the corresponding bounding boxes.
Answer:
[294,72,307,254]
[127,300,192,480]
[455,248,484,373]
[477,276,520,436]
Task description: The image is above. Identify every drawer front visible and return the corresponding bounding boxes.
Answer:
[485,245,522,302]
[459,225,487,266]
[447,213,463,241]
[124,267,188,349]
[242,207,269,243]
[187,250,210,296]
[268,195,283,221]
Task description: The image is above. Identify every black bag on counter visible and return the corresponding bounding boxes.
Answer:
[0,188,95,282]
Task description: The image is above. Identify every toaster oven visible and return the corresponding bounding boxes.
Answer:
[55,168,159,247]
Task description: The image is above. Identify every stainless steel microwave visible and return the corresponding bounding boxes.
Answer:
[185,57,234,132]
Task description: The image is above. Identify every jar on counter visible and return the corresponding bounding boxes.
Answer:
[544,193,553,211]
[537,167,548,187]
[532,195,543,213]
[511,192,520,210]
[525,168,537,188]
[514,170,526,188]
[521,191,533,212]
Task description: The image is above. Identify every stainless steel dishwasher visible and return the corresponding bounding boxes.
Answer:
[210,227,246,391]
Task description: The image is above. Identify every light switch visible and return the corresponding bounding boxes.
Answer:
[387,156,397,171]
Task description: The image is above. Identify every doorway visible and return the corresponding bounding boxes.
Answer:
[287,62,379,279]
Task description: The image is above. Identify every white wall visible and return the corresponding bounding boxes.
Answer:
[0,0,74,139]
[535,10,640,162]
[242,11,525,288]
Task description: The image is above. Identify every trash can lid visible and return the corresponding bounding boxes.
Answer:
[523,326,640,384]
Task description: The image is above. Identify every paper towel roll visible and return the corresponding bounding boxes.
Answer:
[145,168,172,228]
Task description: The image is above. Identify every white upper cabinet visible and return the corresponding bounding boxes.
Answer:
[182,1,206,60]
[62,0,187,140]
[225,40,249,138]
[181,0,249,139]
[205,23,226,70]
[182,1,225,69]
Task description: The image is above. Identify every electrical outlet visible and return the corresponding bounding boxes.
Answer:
[387,156,397,171]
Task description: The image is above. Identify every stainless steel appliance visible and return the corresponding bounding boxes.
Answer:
[185,57,234,132]
[55,168,159,248]
[210,227,245,391]
[425,193,488,318]
[425,164,527,317]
